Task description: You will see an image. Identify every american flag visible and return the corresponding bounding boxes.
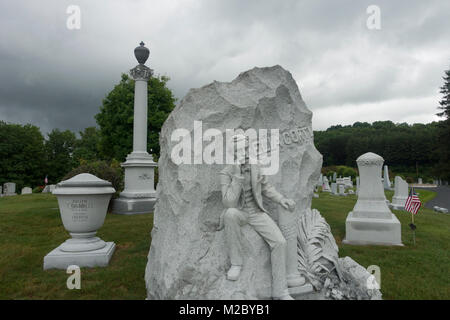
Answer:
[44,175,48,184]
[405,187,421,215]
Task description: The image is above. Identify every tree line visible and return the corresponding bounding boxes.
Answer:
[0,73,176,191]
[1,67,449,190]
[314,121,443,182]
[315,67,450,182]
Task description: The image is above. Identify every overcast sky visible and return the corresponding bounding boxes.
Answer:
[0,0,448,136]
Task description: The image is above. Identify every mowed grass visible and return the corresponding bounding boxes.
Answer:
[312,188,450,300]
[0,193,152,299]
[0,189,449,300]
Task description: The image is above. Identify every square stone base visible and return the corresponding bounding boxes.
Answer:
[389,203,405,211]
[43,242,116,270]
[343,212,403,246]
[289,283,314,299]
[111,197,156,215]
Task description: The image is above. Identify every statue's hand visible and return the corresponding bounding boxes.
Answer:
[280,198,296,211]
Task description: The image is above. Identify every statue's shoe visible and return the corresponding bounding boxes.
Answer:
[287,275,306,287]
[226,265,242,281]
[273,294,294,300]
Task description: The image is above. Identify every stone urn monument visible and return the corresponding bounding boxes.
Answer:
[343,152,402,246]
[145,66,382,300]
[43,173,116,269]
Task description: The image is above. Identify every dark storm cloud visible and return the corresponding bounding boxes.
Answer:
[0,0,449,134]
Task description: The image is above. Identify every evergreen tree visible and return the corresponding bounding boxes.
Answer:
[435,67,450,180]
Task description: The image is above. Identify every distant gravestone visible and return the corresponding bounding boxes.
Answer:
[331,182,338,195]
[3,182,17,196]
[390,176,408,210]
[343,152,402,246]
[418,178,423,184]
[21,187,32,195]
[356,176,360,194]
[0,185,2,195]
[42,185,50,193]
[332,172,337,182]
[433,206,448,214]
[338,185,346,196]
[322,176,331,192]
[343,177,353,189]
[383,165,391,190]
[49,184,56,192]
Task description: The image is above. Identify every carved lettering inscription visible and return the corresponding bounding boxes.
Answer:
[280,126,313,147]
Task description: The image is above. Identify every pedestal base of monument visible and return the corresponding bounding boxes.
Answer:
[111,197,156,215]
[289,283,314,299]
[43,242,116,270]
[389,197,407,211]
[343,212,403,246]
[112,151,157,215]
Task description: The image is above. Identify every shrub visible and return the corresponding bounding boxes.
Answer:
[33,186,44,193]
[62,160,124,198]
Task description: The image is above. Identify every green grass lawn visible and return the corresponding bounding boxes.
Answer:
[0,190,449,299]
[0,193,152,299]
[312,189,450,300]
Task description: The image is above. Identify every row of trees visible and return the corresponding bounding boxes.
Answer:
[0,73,176,191]
[314,121,441,179]
[1,67,448,190]
[315,67,450,181]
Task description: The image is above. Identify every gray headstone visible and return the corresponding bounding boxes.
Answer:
[3,182,16,196]
[390,176,408,210]
[338,184,346,196]
[331,182,338,195]
[21,187,32,195]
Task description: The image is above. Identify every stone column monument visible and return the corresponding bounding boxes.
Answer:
[343,152,402,246]
[112,42,157,215]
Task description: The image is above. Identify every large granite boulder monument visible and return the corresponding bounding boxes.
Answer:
[145,66,381,300]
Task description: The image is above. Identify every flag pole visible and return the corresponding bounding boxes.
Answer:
[411,211,416,246]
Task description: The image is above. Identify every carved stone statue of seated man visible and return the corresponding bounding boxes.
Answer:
[217,134,305,300]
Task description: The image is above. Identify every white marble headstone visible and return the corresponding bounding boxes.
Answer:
[390,176,408,210]
[3,182,16,196]
[383,165,391,190]
[21,187,32,195]
[331,182,338,195]
[343,152,402,246]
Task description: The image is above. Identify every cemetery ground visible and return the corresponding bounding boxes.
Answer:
[0,189,449,300]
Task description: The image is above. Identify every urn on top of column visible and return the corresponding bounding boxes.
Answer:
[134,41,150,64]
